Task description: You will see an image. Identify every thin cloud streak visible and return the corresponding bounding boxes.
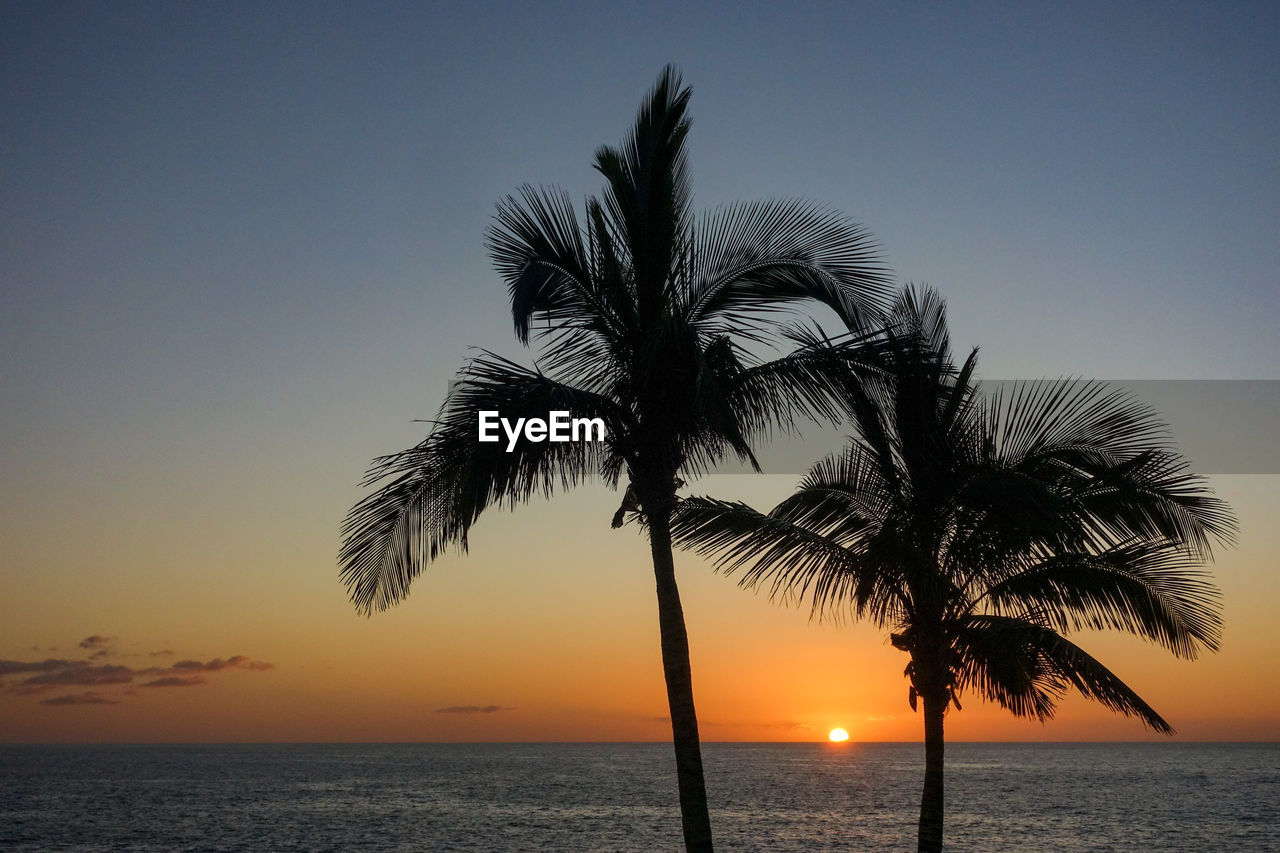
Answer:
[435,705,516,714]
[40,692,121,706]
[18,664,133,689]
[167,656,273,673]
[0,659,80,676]
[141,676,206,688]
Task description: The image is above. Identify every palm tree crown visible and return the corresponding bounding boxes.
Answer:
[671,287,1235,852]
[338,66,893,852]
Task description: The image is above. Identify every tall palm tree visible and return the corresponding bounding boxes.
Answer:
[338,66,891,852]
[671,287,1235,853]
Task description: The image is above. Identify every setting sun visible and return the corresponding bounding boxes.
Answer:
[828,728,849,743]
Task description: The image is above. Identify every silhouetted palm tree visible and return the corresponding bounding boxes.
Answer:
[338,66,891,852]
[671,287,1235,853]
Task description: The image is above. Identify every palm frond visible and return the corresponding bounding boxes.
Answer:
[670,496,898,622]
[338,460,445,617]
[979,379,1236,557]
[685,199,891,333]
[593,64,693,323]
[954,615,1173,733]
[980,542,1222,658]
[1066,450,1237,558]
[888,284,951,362]
[946,467,1080,571]
[339,353,628,613]
[684,333,761,474]
[585,196,638,340]
[725,322,891,443]
[487,185,596,343]
[773,443,894,545]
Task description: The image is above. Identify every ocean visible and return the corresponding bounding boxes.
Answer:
[1,742,1275,851]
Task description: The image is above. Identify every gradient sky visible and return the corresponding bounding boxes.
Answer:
[2,1,1277,742]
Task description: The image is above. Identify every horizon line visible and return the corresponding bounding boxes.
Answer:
[3,739,1275,746]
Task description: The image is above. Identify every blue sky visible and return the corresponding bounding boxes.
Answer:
[6,1,1276,491]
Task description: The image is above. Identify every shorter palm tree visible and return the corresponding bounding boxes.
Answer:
[671,287,1235,853]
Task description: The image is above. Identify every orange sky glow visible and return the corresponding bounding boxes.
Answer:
[3,474,1276,744]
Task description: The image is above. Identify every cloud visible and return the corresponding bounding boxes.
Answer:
[40,692,121,706]
[165,655,273,673]
[141,676,205,688]
[149,649,175,657]
[18,664,133,689]
[435,705,516,714]
[0,659,80,676]
[2,640,274,701]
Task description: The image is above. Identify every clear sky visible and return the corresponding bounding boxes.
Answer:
[2,1,1277,742]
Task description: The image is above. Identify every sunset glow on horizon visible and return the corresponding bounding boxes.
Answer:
[3,473,1277,744]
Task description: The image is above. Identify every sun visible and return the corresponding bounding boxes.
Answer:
[828,728,849,742]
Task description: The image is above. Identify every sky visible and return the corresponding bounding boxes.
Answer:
[1,1,1277,743]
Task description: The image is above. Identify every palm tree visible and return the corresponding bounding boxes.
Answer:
[671,287,1235,853]
[338,66,892,852]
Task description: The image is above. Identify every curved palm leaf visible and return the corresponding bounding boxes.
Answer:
[980,382,1237,556]
[340,352,629,613]
[979,542,1222,658]
[722,323,892,446]
[687,200,891,333]
[771,443,895,544]
[593,64,692,325]
[489,185,602,345]
[671,495,897,622]
[953,615,1173,733]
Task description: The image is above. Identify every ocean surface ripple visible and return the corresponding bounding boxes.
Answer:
[1,742,1275,851]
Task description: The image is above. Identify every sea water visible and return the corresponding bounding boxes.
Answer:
[1,742,1275,851]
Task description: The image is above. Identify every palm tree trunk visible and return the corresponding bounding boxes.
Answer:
[917,689,946,853]
[647,507,715,852]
